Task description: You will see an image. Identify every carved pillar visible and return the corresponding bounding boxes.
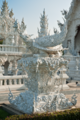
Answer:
[10,79,12,85]
[0,80,2,86]
[0,66,3,76]
[23,78,25,84]
[8,62,13,75]
[14,79,17,85]
[12,60,17,75]
[0,59,3,76]
[4,61,9,75]
[19,79,21,84]
[4,79,7,85]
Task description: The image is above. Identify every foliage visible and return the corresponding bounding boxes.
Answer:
[0,108,11,120]
[5,108,80,120]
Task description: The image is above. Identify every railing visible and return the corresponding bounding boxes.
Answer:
[0,44,25,53]
[0,75,27,86]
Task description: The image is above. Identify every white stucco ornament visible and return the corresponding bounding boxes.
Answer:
[8,54,77,114]
[8,90,77,114]
[8,12,77,114]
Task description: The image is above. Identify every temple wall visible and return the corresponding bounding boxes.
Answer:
[75,31,80,51]
[63,2,80,55]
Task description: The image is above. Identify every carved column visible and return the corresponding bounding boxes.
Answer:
[10,79,12,85]
[23,78,25,84]
[4,79,7,85]
[4,61,9,75]
[14,79,17,85]
[12,60,17,75]
[9,62,13,75]
[19,79,21,84]
[0,59,3,76]
[0,80,2,86]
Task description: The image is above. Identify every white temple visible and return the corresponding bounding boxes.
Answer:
[0,0,26,76]
[62,0,80,83]
[0,0,27,91]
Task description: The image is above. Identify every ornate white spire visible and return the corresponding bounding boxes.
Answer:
[1,0,9,16]
[38,9,49,37]
[20,18,26,33]
[9,9,14,18]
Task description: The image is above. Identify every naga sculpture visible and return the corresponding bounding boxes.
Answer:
[19,20,67,55]
[8,15,77,114]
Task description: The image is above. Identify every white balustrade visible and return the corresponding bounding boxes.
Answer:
[0,75,27,86]
[0,44,25,54]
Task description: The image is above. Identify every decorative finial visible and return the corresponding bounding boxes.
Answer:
[37,28,39,33]
[61,10,68,19]
[20,18,26,32]
[22,18,24,23]
[9,9,14,18]
[13,19,19,31]
[53,28,58,34]
[43,8,45,15]
[1,0,9,16]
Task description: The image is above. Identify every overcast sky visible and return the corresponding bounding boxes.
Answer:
[0,0,72,37]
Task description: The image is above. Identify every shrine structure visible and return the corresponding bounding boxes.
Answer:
[0,0,27,91]
[0,0,26,76]
[62,0,80,83]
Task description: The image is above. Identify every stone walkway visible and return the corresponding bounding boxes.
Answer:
[0,90,25,104]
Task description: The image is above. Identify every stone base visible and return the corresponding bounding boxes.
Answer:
[8,90,76,114]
